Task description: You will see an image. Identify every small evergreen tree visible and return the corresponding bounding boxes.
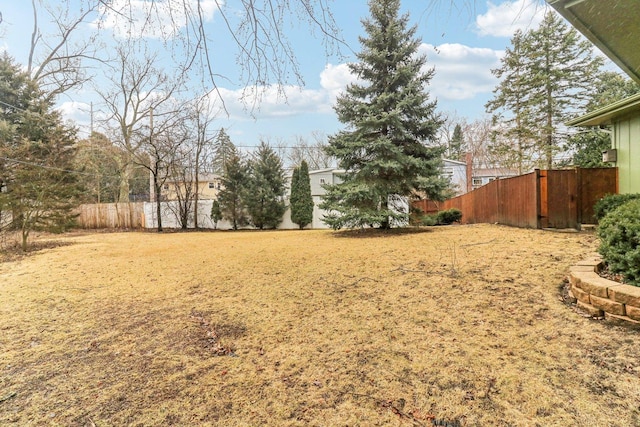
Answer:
[211,128,236,175]
[290,160,313,229]
[321,0,446,230]
[448,124,465,161]
[245,142,287,229]
[217,150,248,230]
[210,199,222,229]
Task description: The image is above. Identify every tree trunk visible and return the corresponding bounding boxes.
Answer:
[154,179,163,232]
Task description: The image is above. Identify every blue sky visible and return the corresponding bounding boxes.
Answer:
[0,0,582,149]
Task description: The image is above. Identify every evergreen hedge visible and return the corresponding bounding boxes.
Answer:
[597,199,640,286]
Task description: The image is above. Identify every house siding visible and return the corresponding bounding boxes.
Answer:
[613,116,640,194]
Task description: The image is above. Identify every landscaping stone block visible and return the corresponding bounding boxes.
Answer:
[608,285,640,307]
[576,257,601,268]
[576,274,610,298]
[590,295,626,316]
[570,265,597,273]
[577,300,604,317]
[571,285,590,304]
[604,312,640,325]
[625,305,640,322]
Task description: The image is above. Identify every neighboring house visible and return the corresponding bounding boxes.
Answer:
[150,173,222,201]
[471,168,519,190]
[281,168,344,229]
[549,0,640,194]
[441,159,468,196]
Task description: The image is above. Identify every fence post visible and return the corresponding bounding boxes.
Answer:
[535,169,542,229]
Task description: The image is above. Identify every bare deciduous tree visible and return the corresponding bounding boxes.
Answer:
[97,44,182,203]
[27,0,104,101]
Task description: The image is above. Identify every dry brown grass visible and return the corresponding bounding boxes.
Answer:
[1,224,639,426]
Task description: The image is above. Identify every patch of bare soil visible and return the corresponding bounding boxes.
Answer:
[1,224,639,426]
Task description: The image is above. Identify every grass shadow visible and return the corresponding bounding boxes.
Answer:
[331,226,436,239]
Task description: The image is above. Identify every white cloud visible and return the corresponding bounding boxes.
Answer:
[420,43,502,101]
[475,0,545,37]
[206,84,332,120]
[94,0,220,39]
[205,43,502,123]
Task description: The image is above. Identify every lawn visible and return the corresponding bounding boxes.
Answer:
[1,224,639,426]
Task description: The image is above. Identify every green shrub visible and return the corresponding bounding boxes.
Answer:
[597,199,640,286]
[593,193,640,221]
[421,214,437,226]
[436,208,462,225]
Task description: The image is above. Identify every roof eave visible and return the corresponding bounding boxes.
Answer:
[567,93,640,127]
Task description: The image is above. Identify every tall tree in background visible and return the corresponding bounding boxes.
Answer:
[218,150,249,230]
[485,30,537,174]
[98,45,181,203]
[527,11,602,168]
[566,71,640,168]
[286,133,335,170]
[290,160,313,229]
[448,123,465,161]
[321,0,446,230]
[0,54,80,250]
[211,128,236,175]
[74,132,123,203]
[488,11,602,170]
[187,96,217,228]
[245,142,287,230]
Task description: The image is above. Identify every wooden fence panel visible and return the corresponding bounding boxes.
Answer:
[546,170,578,229]
[578,167,618,224]
[498,172,538,228]
[76,203,144,229]
[417,167,617,230]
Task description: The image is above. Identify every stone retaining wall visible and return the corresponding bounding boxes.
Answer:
[568,256,640,324]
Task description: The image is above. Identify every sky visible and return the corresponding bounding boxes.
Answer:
[0,0,598,151]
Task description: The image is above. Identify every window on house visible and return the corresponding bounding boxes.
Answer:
[441,166,454,178]
[208,182,215,189]
[319,178,326,184]
[163,184,169,190]
[472,178,483,186]
[488,177,496,182]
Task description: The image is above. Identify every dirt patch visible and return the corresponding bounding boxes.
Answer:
[1,225,639,426]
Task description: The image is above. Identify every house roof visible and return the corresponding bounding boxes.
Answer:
[443,158,466,166]
[566,92,640,126]
[547,0,640,84]
[473,168,519,178]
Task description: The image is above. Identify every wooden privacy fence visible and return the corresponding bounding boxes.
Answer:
[76,202,145,229]
[419,167,617,230]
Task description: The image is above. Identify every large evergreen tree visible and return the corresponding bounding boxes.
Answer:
[487,11,603,170]
[217,150,248,230]
[290,160,314,229]
[528,11,603,169]
[321,0,446,230]
[0,53,81,250]
[485,30,538,174]
[245,142,287,229]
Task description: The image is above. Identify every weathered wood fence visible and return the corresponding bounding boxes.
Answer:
[76,202,145,229]
[416,167,617,229]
